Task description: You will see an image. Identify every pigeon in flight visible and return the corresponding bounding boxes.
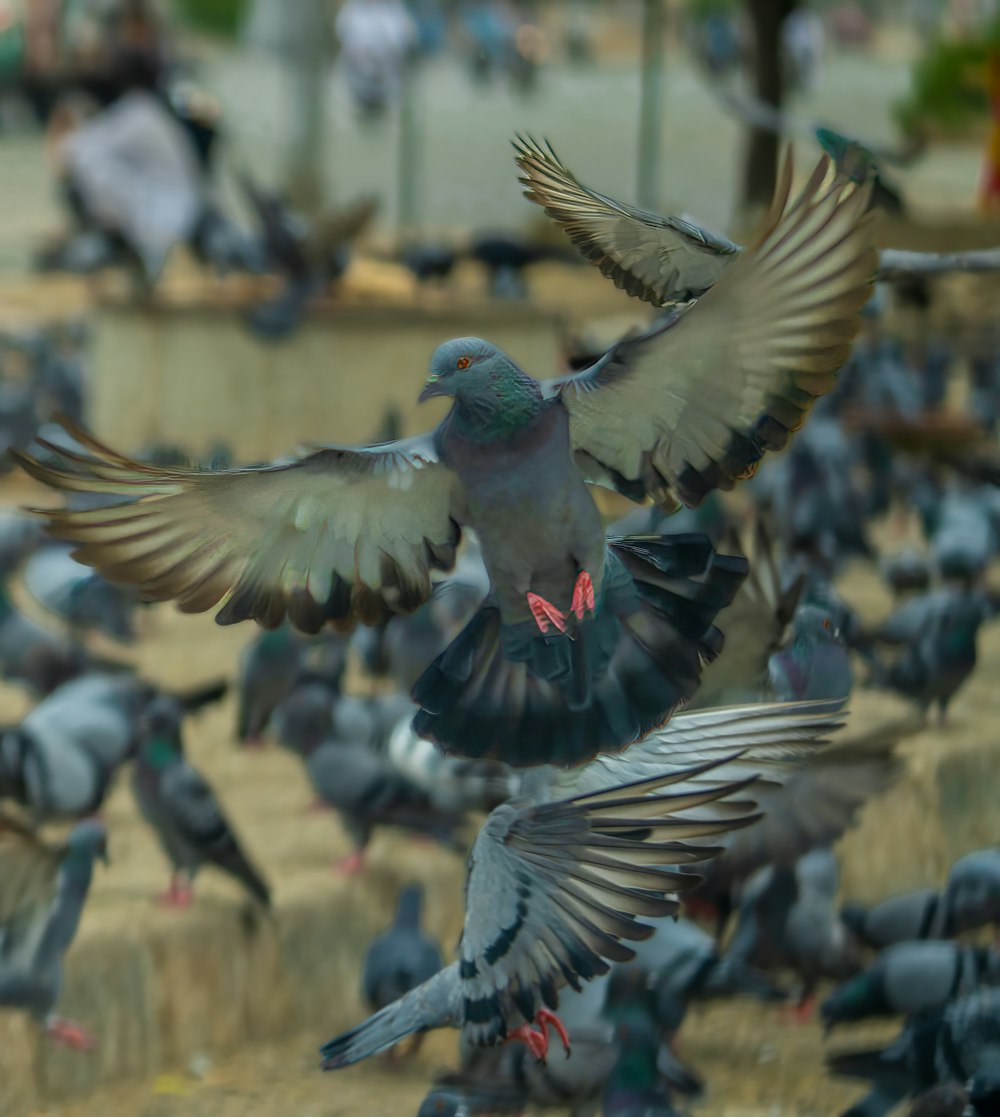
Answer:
[14,152,875,768]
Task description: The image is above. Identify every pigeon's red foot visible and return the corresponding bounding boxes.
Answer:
[570,571,595,620]
[306,798,332,814]
[526,592,567,635]
[46,1016,98,1051]
[508,1008,571,1062]
[241,736,266,751]
[333,851,366,876]
[507,1022,549,1062]
[781,996,816,1025]
[156,875,194,909]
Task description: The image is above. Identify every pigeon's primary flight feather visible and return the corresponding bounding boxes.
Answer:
[14,151,875,768]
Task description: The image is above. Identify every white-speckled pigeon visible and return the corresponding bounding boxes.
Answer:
[132,696,271,908]
[15,151,876,768]
[273,683,467,874]
[0,816,108,1050]
[319,756,759,1069]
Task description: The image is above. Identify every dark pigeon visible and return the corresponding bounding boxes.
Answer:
[767,604,853,706]
[132,697,271,908]
[16,152,875,768]
[236,623,305,745]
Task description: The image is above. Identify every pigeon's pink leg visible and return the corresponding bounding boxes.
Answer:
[306,798,332,814]
[45,1017,98,1051]
[333,851,366,876]
[526,593,567,635]
[241,736,267,751]
[507,1022,549,1062]
[570,572,595,620]
[536,1008,571,1057]
[780,995,816,1025]
[156,873,194,908]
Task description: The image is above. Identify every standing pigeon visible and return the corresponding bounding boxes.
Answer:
[235,622,305,746]
[601,1009,681,1117]
[362,884,443,1056]
[319,757,759,1069]
[15,151,876,769]
[132,696,271,908]
[273,684,466,874]
[767,604,853,706]
[0,816,108,1050]
[822,941,1000,1032]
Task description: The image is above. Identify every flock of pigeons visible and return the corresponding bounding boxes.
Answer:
[2,129,1000,1117]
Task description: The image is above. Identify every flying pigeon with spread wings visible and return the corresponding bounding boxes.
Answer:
[14,151,876,768]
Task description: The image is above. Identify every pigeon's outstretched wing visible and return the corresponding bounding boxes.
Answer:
[514,135,740,307]
[13,421,466,633]
[541,154,877,509]
[458,759,759,1048]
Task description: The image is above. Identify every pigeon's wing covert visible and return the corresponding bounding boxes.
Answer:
[14,421,466,633]
[457,760,759,1047]
[514,136,740,307]
[542,154,877,509]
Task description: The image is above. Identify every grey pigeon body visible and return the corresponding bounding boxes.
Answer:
[274,684,466,863]
[132,697,270,907]
[18,151,876,768]
[236,623,304,744]
[841,887,952,951]
[23,545,138,642]
[0,818,108,1049]
[767,604,853,706]
[0,674,146,821]
[362,884,443,1014]
[822,941,1000,1030]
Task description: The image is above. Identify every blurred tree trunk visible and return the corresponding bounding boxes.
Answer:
[741,0,799,213]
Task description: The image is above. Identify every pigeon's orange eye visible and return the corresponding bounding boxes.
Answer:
[823,618,831,630]
[456,357,470,370]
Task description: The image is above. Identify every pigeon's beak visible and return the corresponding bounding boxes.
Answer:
[419,375,447,403]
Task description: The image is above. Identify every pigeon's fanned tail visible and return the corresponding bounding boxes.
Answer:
[412,534,747,768]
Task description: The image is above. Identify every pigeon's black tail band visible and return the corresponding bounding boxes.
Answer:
[411,533,747,768]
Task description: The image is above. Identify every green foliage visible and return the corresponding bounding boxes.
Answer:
[896,23,1000,136]
[174,0,247,37]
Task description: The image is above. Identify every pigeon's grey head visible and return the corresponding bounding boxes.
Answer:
[271,683,335,754]
[792,605,843,645]
[947,850,1000,932]
[417,1089,469,1117]
[396,882,424,927]
[420,337,520,403]
[65,818,110,867]
[140,695,185,747]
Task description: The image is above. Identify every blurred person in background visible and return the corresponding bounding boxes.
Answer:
[783,6,824,94]
[459,0,517,85]
[22,0,62,123]
[335,0,417,121]
[698,8,743,77]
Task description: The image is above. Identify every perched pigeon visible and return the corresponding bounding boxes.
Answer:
[319,757,758,1069]
[132,697,271,908]
[727,848,863,1020]
[822,941,1000,1031]
[273,684,466,874]
[23,545,139,642]
[362,884,443,1058]
[767,604,853,706]
[601,1009,681,1117]
[0,816,108,1050]
[868,587,991,720]
[235,623,305,745]
[16,150,875,768]
[829,988,1000,1114]
[0,674,225,823]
